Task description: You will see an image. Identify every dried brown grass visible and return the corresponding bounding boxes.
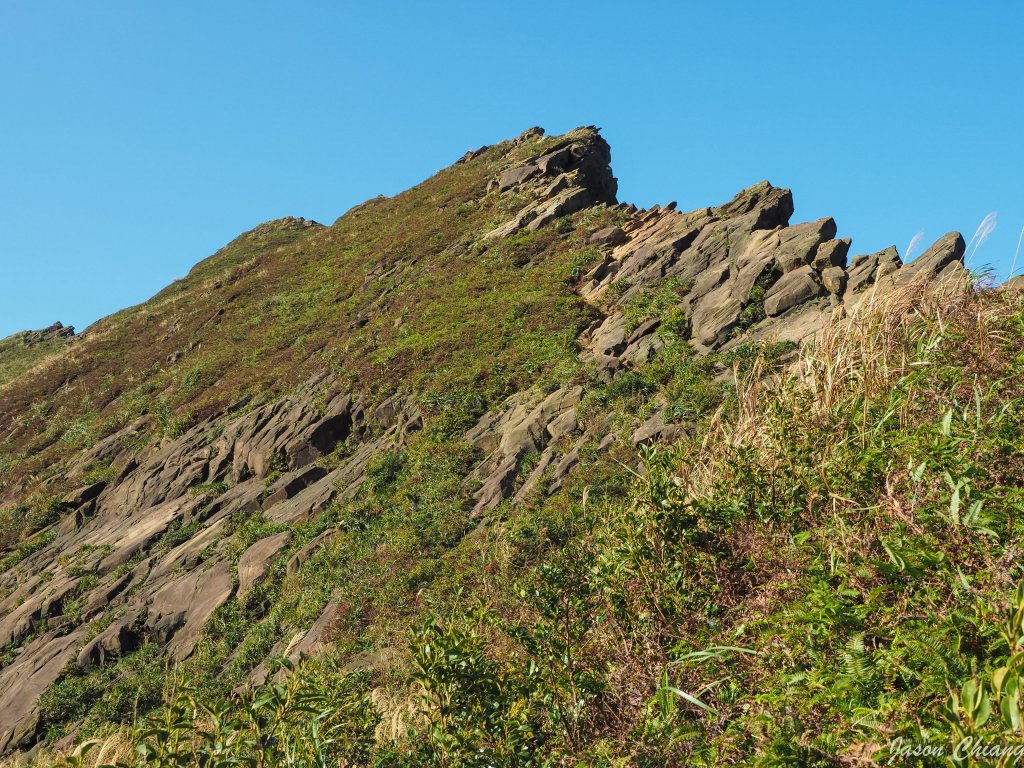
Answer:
[685,273,997,498]
[0,730,134,768]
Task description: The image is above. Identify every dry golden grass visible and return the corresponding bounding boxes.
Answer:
[0,730,134,768]
[368,683,424,744]
[689,273,999,494]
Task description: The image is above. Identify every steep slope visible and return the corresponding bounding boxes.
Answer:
[0,126,972,758]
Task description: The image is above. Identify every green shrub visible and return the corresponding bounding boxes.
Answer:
[38,674,106,739]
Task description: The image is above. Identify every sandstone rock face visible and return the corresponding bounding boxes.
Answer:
[632,410,680,445]
[588,226,628,246]
[764,266,826,317]
[147,561,233,661]
[821,266,847,295]
[237,533,291,600]
[896,231,965,284]
[572,182,966,359]
[485,128,618,239]
[773,218,837,273]
[813,238,851,271]
[466,385,584,515]
[0,370,424,750]
[207,375,356,483]
[846,246,903,297]
[0,627,89,753]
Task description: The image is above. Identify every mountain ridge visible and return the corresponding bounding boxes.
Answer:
[0,125,978,758]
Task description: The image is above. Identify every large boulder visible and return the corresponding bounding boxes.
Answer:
[589,313,629,357]
[77,608,144,670]
[773,218,837,272]
[846,246,903,296]
[764,266,826,317]
[821,266,848,295]
[588,226,628,246]
[813,238,851,270]
[691,286,743,347]
[897,231,966,284]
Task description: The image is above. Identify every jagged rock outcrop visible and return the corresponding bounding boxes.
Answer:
[0,322,76,390]
[4,322,76,345]
[575,181,965,350]
[485,127,617,239]
[0,370,428,751]
[0,627,89,754]
[465,385,585,514]
[459,138,968,517]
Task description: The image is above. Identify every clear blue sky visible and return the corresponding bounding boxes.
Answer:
[2,2,1022,338]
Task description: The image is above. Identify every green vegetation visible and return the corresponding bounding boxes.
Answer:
[21,277,1024,766]
[734,265,781,332]
[621,278,693,333]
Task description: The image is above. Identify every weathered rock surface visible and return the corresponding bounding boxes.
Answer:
[846,246,903,297]
[0,627,89,753]
[764,266,826,317]
[466,386,583,515]
[588,226,628,246]
[574,180,966,358]
[1004,275,1024,293]
[632,410,680,445]
[237,533,291,600]
[76,608,144,671]
[147,561,233,661]
[485,128,617,239]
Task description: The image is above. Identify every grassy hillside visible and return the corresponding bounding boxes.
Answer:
[0,126,649,758]
[0,129,614,543]
[17,280,1024,766]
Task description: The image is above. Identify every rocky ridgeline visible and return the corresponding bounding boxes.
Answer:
[0,322,75,356]
[580,185,965,350]
[0,127,968,754]
[5,323,76,345]
[461,127,966,521]
[0,323,77,390]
